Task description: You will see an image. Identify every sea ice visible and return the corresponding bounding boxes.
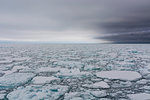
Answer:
[136,79,149,84]
[0,44,150,100]
[32,76,59,84]
[90,90,107,97]
[0,59,12,64]
[36,67,60,73]
[82,81,110,89]
[0,93,5,99]
[1,65,27,75]
[96,71,141,81]
[128,93,150,100]
[64,91,95,100]
[0,73,35,89]
[70,97,83,100]
[7,85,69,100]
[56,68,91,78]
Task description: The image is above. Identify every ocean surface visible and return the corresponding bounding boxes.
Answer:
[0,44,150,100]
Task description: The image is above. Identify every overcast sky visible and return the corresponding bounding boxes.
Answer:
[0,0,150,43]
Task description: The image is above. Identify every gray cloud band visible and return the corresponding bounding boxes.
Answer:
[0,0,150,43]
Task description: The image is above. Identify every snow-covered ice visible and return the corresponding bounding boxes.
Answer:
[0,73,35,89]
[32,76,59,84]
[7,85,69,100]
[56,68,91,78]
[36,67,60,73]
[0,44,150,99]
[128,93,150,100]
[0,93,5,99]
[82,81,110,89]
[96,71,141,81]
[90,90,107,98]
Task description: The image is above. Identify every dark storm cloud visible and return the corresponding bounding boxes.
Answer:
[94,0,150,43]
[97,32,150,43]
[0,0,150,43]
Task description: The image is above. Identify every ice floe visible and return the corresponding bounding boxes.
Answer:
[90,90,107,98]
[1,65,27,75]
[32,76,59,84]
[0,93,5,99]
[96,71,141,81]
[56,68,91,78]
[128,93,150,100]
[0,73,35,89]
[82,81,110,89]
[7,85,68,100]
[36,67,60,73]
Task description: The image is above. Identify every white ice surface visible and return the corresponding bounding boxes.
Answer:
[96,71,141,81]
[32,76,59,84]
[128,93,150,100]
[1,66,27,75]
[82,81,110,89]
[90,90,107,97]
[7,85,68,100]
[0,94,5,99]
[70,97,83,100]
[36,67,60,73]
[0,73,35,89]
[56,68,91,78]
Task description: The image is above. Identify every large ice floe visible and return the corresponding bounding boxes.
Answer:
[128,93,150,100]
[0,44,150,99]
[32,76,59,84]
[0,73,35,89]
[7,85,69,100]
[96,71,141,81]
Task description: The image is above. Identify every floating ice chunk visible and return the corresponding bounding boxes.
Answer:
[70,97,83,100]
[99,98,111,100]
[18,67,34,73]
[142,86,150,90]
[64,92,81,100]
[0,59,12,64]
[91,78,102,82]
[12,57,30,62]
[143,73,150,79]
[82,81,110,89]
[64,91,95,100]
[92,81,110,88]
[128,93,150,100]
[96,71,141,81]
[0,94,5,99]
[12,66,26,71]
[90,90,107,97]
[1,70,13,75]
[32,76,59,84]
[36,67,59,73]
[0,73,35,89]
[2,66,27,75]
[7,85,68,100]
[56,61,83,68]
[137,79,149,84]
[56,68,91,78]
[112,81,132,88]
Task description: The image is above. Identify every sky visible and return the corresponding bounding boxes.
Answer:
[0,0,150,43]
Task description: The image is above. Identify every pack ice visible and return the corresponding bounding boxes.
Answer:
[0,44,150,100]
[96,71,141,81]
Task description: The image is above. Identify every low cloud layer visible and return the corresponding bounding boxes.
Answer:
[0,0,150,43]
